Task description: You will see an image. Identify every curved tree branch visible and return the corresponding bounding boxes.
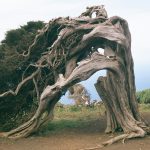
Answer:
[0,69,40,98]
[0,6,149,148]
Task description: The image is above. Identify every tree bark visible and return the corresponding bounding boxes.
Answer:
[0,6,149,146]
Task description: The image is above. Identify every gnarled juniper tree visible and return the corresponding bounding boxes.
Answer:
[0,5,149,147]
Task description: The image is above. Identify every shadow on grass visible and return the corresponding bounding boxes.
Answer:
[36,119,90,136]
[35,105,106,136]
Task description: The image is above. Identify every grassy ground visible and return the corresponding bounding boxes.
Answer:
[37,104,150,136]
[37,105,105,135]
[55,105,105,120]
[139,104,150,112]
[1,104,150,150]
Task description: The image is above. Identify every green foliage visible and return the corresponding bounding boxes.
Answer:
[0,21,45,90]
[136,89,150,104]
[21,21,44,33]
[1,21,44,48]
[0,21,45,131]
[2,29,26,46]
[69,105,82,112]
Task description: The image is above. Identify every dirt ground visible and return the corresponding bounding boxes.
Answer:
[0,112,150,150]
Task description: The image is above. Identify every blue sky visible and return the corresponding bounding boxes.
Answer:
[0,0,150,103]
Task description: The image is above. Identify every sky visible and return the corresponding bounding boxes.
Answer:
[0,0,150,103]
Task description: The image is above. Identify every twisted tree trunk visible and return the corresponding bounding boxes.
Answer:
[94,17,150,146]
[0,5,149,147]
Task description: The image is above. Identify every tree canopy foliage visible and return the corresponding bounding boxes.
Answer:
[0,21,45,131]
[0,6,149,147]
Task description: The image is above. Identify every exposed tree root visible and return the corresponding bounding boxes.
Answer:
[0,109,54,139]
[102,131,145,146]
[0,118,37,139]
[0,6,149,150]
[0,116,42,139]
[80,127,147,150]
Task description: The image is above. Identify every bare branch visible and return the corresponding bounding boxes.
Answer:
[0,69,40,98]
[33,77,40,102]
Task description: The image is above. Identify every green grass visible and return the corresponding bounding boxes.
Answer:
[37,105,105,136]
[139,104,150,112]
[37,119,89,135]
[36,104,150,136]
[54,105,105,120]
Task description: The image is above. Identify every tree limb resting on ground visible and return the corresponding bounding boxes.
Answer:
[0,5,149,149]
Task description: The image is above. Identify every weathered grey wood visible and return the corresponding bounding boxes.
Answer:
[0,5,149,146]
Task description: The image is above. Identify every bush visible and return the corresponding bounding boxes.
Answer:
[69,105,82,112]
[0,21,45,131]
[136,89,150,104]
